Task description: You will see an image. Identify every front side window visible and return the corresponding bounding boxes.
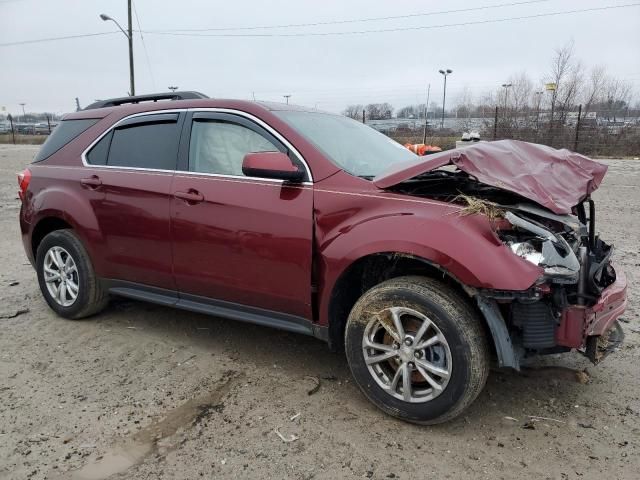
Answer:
[189,120,279,176]
[107,120,179,170]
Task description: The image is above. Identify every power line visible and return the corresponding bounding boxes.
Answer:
[0,31,118,47]
[1,3,638,47]
[151,0,553,32]
[144,4,640,38]
[133,0,156,91]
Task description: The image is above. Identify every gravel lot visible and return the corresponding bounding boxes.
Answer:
[1,145,638,480]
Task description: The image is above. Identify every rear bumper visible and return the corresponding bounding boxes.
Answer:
[555,265,627,349]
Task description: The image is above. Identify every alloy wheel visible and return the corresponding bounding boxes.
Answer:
[362,306,452,403]
[43,246,80,307]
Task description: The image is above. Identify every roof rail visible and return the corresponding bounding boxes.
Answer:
[83,91,209,110]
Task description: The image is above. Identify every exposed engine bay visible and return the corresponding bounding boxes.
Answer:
[390,168,622,365]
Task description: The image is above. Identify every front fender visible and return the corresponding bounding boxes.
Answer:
[314,188,542,326]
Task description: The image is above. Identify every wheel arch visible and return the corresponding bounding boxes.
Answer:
[326,252,486,352]
[31,216,73,259]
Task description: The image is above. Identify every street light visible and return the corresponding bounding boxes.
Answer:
[19,103,26,122]
[100,2,135,96]
[438,69,452,129]
[168,86,179,93]
[283,94,291,104]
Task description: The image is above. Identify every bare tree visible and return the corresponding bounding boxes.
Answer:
[365,103,394,120]
[580,65,607,119]
[545,41,583,127]
[342,104,364,119]
[603,78,633,122]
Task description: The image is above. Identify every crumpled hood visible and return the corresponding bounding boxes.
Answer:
[373,140,608,214]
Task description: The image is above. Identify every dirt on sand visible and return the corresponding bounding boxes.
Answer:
[1,145,638,480]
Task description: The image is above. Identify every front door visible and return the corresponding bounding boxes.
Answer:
[170,111,313,319]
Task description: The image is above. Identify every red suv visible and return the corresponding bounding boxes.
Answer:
[18,92,627,424]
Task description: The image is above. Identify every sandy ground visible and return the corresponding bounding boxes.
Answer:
[0,145,638,480]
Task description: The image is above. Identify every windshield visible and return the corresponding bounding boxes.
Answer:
[274,111,417,178]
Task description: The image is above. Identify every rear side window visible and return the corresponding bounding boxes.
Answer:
[85,115,180,170]
[33,119,98,163]
[106,120,179,170]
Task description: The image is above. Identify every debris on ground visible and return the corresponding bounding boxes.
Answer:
[0,308,29,319]
[578,422,596,429]
[274,427,299,443]
[289,412,301,421]
[304,375,321,396]
[575,369,591,384]
[528,415,565,424]
[523,420,537,430]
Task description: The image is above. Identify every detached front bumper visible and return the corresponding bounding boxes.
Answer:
[555,265,627,357]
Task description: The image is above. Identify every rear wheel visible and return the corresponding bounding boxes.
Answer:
[36,229,108,319]
[344,276,489,424]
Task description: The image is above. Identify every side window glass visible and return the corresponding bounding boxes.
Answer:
[107,120,179,170]
[86,131,112,165]
[189,120,279,176]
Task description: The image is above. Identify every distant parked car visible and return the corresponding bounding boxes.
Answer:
[34,123,51,135]
[17,92,627,424]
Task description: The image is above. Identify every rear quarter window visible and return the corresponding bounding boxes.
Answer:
[33,119,99,163]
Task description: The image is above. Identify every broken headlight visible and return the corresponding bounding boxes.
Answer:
[509,241,543,265]
[503,212,580,283]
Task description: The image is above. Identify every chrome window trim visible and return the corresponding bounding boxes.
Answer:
[80,107,314,184]
[80,108,187,170]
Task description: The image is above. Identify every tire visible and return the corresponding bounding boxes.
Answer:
[344,276,489,425]
[35,229,108,319]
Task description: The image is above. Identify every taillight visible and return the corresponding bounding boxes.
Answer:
[17,168,31,201]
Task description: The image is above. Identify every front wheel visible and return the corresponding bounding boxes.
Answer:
[344,276,489,424]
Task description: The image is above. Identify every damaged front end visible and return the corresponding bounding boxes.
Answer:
[492,200,626,367]
[379,141,627,369]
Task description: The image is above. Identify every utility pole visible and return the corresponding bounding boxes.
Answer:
[438,69,452,129]
[283,94,291,105]
[574,104,582,152]
[100,5,135,96]
[8,114,15,144]
[534,90,543,134]
[75,97,81,112]
[19,103,26,122]
[362,109,366,124]
[422,83,431,144]
[501,83,512,118]
[127,0,135,96]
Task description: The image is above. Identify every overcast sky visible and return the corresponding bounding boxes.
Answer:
[1,0,639,115]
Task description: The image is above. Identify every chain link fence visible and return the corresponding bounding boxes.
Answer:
[386,106,640,157]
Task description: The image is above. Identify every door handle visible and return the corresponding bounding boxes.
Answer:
[80,175,102,188]
[174,190,204,204]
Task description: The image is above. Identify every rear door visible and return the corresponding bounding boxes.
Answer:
[83,112,184,290]
[170,111,314,318]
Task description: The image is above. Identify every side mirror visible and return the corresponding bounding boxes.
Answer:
[242,151,305,182]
